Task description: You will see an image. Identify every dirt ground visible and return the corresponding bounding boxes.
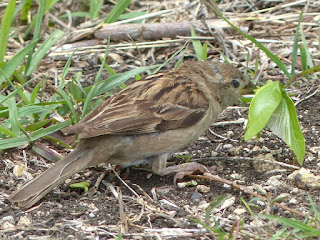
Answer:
[1,0,320,239]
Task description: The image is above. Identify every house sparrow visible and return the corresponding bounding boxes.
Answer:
[8,61,251,208]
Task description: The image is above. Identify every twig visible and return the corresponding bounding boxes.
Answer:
[191,156,300,170]
[118,188,129,233]
[94,19,236,41]
[188,173,305,217]
[294,88,319,107]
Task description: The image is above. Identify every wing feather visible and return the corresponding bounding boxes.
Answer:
[63,73,209,138]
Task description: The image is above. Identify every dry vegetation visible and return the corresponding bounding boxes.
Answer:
[1,0,320,239]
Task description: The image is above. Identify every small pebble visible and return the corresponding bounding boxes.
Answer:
[252,146,260,152]
[196,185,210,193]
[17,216,31,227]
[2,222,14,230]
[226,131,234,138]
[223,144,233,150]
[230,173,242,180]
[233,208,246,215]
[289,198,297,204]
[291,188,299,194]
[191,191,202,202]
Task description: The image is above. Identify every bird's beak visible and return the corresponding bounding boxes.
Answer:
[241,80,256,95]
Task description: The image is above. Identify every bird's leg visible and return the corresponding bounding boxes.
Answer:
[152,153,216,184]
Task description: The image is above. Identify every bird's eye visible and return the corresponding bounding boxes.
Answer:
[231,79,240,88]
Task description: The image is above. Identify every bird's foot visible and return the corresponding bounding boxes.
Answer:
[159,162,217,185]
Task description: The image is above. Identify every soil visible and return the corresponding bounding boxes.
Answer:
[2,89,320,239]
[1,1,320,239]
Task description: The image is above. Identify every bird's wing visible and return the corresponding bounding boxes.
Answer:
[63,73,209,138]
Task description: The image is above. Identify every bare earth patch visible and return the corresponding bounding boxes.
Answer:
[1,0,320,239]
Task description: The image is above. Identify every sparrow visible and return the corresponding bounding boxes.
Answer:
[8,61,251,208]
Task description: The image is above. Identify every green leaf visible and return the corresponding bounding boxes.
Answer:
[244,82,282,139]
[0,40,37,85]
[70,181,90,193]
[267,91,305,164]
[0,0,16,62]
[104,0,131,23]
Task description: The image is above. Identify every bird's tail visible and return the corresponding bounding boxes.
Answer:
[8,147,93,208]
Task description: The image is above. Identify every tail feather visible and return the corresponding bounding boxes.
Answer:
[8,148,93,208]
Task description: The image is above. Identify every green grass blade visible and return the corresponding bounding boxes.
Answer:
[260,214,315,232]
[95,65,159,96]
[0,120,71,150]
[0,78,35,105]
[8,98,20,133]
[25,119,51,132]
[61,51,75,82]
[70,73,84,101]
[104,62,117,76]
[21,0,32,22]
[205,196,226,224]
[190,25,203,61]
[25,0,46,74]
[29,120,71,141]
[0,126,17,138]
[8,98,30,139]
[299,44,310,81]
[30,81,42,104]
[18,105,51,117]
[291,11,303,76]
[152,43,187,74]
[90,0,103,19]
[82,45,110,118]
[241,197,255,217]
[0,0,16,62]
[118,10,146,23]
[201,42,208,60]
[57,89,79,123]
[299,26,317,80]
[26,30,65,76]
[0,136,29,150]
[104,0,131,23]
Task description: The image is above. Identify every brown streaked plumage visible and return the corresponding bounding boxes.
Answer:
[8,61,251,208]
